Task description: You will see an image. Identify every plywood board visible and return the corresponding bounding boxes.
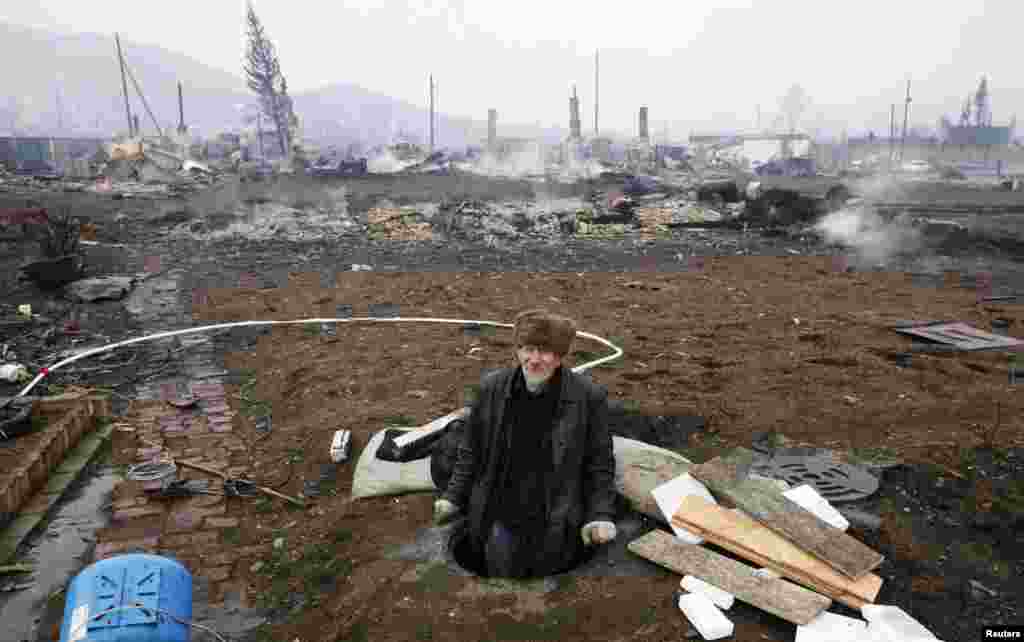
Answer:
[628,530,830,625]
[893,322,1023,351]
[672,495,882,609]
[692,452,884,580]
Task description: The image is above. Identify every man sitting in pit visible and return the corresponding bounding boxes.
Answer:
[433,308,617,578]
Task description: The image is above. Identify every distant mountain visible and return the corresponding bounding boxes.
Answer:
[0,22,250,137]
[0,22,566,147]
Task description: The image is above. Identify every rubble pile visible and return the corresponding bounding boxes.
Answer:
[439,200,579,245]
[173,201,359,243]
[0,139,223,200]
[367,207,436,241]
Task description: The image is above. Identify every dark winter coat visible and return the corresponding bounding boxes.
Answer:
[441,365,617,571]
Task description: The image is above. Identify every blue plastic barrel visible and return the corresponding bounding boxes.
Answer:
[59,553,192,642]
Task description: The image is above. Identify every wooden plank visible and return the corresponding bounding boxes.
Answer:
[672,495,882,610]
[628,530,830,625]
[391,407,470,448]
[691,450,885,580]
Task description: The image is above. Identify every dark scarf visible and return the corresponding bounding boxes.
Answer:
[486,365,563,538]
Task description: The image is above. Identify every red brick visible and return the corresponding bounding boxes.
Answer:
[93,537,160,560]
[160,532,219,548]
[205,517,239,529]
[192,383,225,398]
[112,505,166,522]
[166,503,227,534]
[112,498,140,511]
[166,509,201,533]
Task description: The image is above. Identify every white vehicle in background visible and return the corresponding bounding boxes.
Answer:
[900,159,932,173]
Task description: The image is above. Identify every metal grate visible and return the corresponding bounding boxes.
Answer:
[751,455,879,503]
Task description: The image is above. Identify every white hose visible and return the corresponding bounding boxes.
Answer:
[15,317,624,399]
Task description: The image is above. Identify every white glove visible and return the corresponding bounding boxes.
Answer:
[433,499,460,525]
[581,521,617,546]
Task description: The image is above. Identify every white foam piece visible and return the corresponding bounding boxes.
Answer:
[783,484,850,531]
[861,605,937,640]
[795,610,868,642]
[681,575,735,610]
[651,473,717,544]
[677,592,734,640]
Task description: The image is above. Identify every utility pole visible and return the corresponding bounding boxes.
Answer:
[115,33,134,138]
[55,90,64,133]
[123,59,164,138]
[900,78,911,164]
[594,50,599,138]
[889,103,895,172]
[429,74,435,152]
[177,82,187,135]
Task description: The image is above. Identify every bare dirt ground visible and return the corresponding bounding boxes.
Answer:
[189,263,1023,642]
[2,173,1023,641]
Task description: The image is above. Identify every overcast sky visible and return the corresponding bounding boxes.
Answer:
[4,1,1019,135]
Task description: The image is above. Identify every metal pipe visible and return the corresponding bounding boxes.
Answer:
[114,34,134,137]
[123,56,164,138]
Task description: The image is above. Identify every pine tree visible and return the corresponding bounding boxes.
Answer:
[244,2,292,156]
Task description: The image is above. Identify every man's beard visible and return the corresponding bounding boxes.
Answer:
[523,365,554,390]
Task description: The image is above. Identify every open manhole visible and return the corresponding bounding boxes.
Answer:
[751,455,879,503]
[448,526,595,580]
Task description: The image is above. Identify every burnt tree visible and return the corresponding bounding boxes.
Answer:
[244,2,293,156]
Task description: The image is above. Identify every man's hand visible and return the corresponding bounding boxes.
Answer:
[433,499,460,526]
[581,521,617,546]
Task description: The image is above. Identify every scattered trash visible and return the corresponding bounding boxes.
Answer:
[254,415,272,435]
[680,575,735,610]
[968,579,998,599]
[64,276,138,303]
[893,321,1023,351]
[145,479,214,499]
[16,305,32,319]
[0,364,31,384]
[330,429,352,463]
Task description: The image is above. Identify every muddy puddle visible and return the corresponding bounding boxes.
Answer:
[0,461,118,642]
